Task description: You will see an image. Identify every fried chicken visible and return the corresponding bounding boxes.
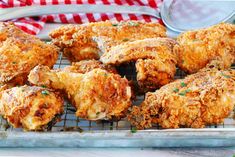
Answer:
[100,38,177,91]
[174,23,235,74]
[28,65,132,120]
[50,20,166,62]
[0,85,64,131]
[128,66,235,129]
[63,59,117,74]
[0,22,59,86]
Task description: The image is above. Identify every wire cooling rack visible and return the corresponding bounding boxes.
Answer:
[1,52,235,133]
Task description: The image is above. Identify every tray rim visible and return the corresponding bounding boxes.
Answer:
[1,128,235,148]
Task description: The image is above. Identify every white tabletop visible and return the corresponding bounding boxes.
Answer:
[0,148,235,157]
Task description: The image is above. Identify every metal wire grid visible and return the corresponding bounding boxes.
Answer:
[1,52,235,132]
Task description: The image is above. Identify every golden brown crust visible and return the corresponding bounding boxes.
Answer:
[100,37,177,90]
[49,20,166,62]
[0,22,59,85]
[63,60,117,74]
[174,23,235,74]
[0,85,64,131]
[136,58,176,90]
[28,65,132,120]
[128,67,235,129]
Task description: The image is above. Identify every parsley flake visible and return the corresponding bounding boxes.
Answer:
[12,61,17,64]
[128,21,139,26]
[179,89,191,96]
[180,82,187,87]
[41,85,47,88]
[130,127,137,133]
[173,88,179,93]
[41,90,49,95]
[112,24,118,26]
[110,125,113,130]
[221,72,231,78]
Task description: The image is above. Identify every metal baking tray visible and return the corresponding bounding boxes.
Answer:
[1,53,235,148]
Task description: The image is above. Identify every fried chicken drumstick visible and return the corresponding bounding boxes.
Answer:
[50,20,166,62]
[28,65,132,120]
[128,66,235,129]
[174,23,235,74]
[0,22,59,86]
[0,85,64,131]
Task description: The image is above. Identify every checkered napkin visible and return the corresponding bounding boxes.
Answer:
[0,0,163,35]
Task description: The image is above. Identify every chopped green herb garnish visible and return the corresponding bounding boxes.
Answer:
[110,125,113,130]
[122,38,129,42]
[173,88,179,93]
[41,90,49,95]
[129,21,139,26]
[185,89,191,93]
[96,112,100,115]
[41,85,47,88]
[179,89,191,96]
[221,72,231,78]
[179,91,186,96]
[12,61,16,64]
[130,127,137,133]
[180,82,187,87]
[112,24,118,26]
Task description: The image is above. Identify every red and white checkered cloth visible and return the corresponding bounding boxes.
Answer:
[0,0,163,35]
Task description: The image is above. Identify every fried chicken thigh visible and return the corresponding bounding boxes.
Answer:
[128,67,235,129]
[50,20,166,62]
[28,65,132,120]
[100,38,177,90]
[0,85,64,131]
[0,22,59,86]
[174,23,235,74]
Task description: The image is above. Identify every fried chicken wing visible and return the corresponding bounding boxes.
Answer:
[0,22,59,86]
[100,38,177,90]
[63,59,117,74]
[128,67,235,129]
[50,20,166,62]
[28,65,132,120]
[174,23,235,74]
[0,85,64,131]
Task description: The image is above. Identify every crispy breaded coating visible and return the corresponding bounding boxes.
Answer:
[128,67,235,129]
[63,60,117,74]
[0,22,59,85]
[174,23,235,74]
[28,65,132,120]
[49,20,166,62]
[100,38,177,90]
[0,85,64,131]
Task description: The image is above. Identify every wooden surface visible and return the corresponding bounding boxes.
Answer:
[0,148,235,157]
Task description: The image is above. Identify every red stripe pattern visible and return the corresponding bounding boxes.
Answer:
[0,0,163,35]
